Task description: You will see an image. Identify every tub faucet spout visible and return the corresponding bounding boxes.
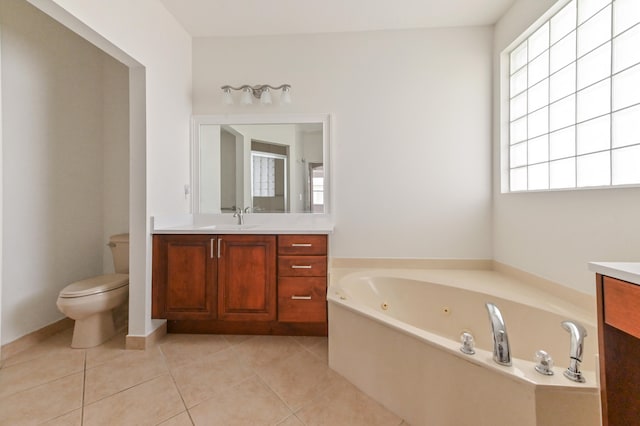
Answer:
[561,320,587,383]
[486,302,512,366]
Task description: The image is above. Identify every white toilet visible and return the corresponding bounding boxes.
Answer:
[57,234,129,348]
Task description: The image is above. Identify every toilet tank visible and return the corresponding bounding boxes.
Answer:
[109,233,129,274]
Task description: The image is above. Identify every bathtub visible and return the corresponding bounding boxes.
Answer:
[327,268,600,426]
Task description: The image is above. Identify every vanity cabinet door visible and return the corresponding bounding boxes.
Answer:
[152,234,217,320]
[597,275,640,426]
[217,235,277,321]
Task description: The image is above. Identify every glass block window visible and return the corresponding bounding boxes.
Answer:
[252,154,276,197]
[507,0,640,191]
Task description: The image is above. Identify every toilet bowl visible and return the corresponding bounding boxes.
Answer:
[57,234,129,348]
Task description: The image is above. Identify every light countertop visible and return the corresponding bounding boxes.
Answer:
[151,214,333,235]
[588,262,640,286]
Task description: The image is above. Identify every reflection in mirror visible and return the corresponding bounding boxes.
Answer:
[193,115,329,214]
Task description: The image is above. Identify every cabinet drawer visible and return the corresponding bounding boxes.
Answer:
[278,277,327,322]
[604,276,640,339]
[278,256,327,277]
[278,235,327,255]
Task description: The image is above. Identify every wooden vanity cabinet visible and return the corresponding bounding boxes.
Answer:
[152,234,217,320]
[596,274,640,426]
[152,233,328,336]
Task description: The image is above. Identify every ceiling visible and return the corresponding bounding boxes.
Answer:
[160,0,517,37]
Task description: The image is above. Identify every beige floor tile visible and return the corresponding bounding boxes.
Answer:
[0,349,85,399]
[293,336,329,363]
[157,411,194,425]
[171,347,253,408]
[257,349,341,410]
[84,346,168,403]
[277,414,305,425]
[223,334,254,346]
[295,379,403,426]
[293,335,326,349]
[159,333,230,369]
[232,335,304,369]
[0,372,83,425]
[41,409,82,425]
[189,376,292,426]
[83,374,185,426]
[85,331,127,368]
[305,339,328,364]
[2,328,77,368]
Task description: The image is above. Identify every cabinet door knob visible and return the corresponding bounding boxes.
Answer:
[291,265,312,269]
[291,295,312,300]
[291,243,312,247]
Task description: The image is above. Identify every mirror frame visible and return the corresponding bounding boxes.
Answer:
[191,113,332,214]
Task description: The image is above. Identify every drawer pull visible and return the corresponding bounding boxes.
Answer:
[291,243,312,247]
[291,295,312,300]
[291,265,312,269]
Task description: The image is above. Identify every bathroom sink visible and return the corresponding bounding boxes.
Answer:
[199,224,259,231]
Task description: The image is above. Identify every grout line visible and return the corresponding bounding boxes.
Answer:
[81,351,87,425]
[252,374,295,425]
[0,355,87,401]
[157,341,195,425]
[83,373,169,406]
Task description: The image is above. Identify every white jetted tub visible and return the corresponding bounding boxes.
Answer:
[327,268,600,426]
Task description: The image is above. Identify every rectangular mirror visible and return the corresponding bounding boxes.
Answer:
[192,114,331,214]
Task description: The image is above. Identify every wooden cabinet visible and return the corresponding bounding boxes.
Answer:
[277,235,328,323]
[152,233,328,336]
[152,234,217,320]
[218,235,276,321]
[596,274,640,426]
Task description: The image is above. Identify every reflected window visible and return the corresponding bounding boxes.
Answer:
[309,163,324,213]
[252,154,276,197]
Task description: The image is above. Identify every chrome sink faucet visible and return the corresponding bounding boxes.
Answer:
[486,302,512,366]
[233,207,251,225]
[561,320,587,382]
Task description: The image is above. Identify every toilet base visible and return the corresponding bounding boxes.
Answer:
[71,310,116,348]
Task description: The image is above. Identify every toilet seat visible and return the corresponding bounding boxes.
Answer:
[59,274,129,298]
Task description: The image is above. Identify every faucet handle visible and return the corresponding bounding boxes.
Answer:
[534,350,554,375]
[460,332,476,355]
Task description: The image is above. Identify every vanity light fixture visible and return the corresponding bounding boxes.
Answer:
[221,84,292,105]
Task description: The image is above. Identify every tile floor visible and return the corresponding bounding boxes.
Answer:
[0,328,407,425]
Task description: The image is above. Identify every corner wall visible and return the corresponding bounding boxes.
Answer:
[24,0,192,339]
[492,0,640,294]
[194,27,494,260]
[1,0,111,343]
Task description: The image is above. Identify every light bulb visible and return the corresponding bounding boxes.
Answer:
[260,88,272,104]
[222,88,233,105]
[280,86,292,104]
[241,87,253,105]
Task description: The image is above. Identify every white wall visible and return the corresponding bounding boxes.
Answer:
[0,0,127,344]
[21,0,193,339]
[0,3,4,354]
[193,27,494,259]
[102,55,130,272]
[493,0,640,294]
